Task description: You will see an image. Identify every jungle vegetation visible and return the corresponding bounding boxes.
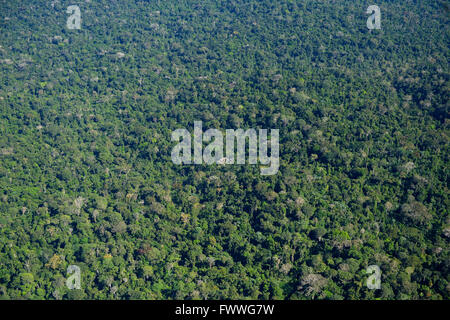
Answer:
[0,0,448,300]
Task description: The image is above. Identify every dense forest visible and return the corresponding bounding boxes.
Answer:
[0,0,448,300]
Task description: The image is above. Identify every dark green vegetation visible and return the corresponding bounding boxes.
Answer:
[0,0,449,300]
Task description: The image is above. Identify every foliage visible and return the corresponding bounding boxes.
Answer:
[0,0,448,300]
